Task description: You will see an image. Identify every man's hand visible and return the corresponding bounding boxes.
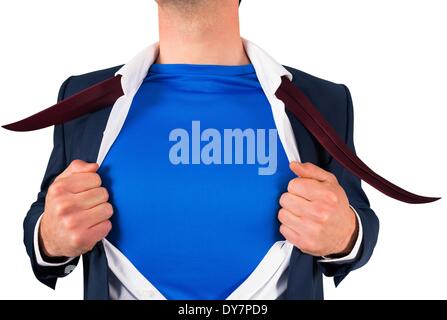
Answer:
[39,160,113,258]
[278,161,358,257]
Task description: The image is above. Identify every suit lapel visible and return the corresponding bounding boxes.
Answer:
[79,107,115,163]
[94,41,303,168]
[286,109,320,165]
[95,44,159,166]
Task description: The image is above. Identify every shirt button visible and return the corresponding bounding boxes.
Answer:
[64,265,76,275]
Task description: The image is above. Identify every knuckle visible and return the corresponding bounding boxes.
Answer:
[62,215,77,231]
[325,190,338,203]
[94,173,102,186]
[328,172,338,183]
[70,232,84,249]
[102,220,113,236]
[304,162,315,172]
[105,220,112,231]
[314,204,326,217]
[49,181,64,196]
[279,193,288,207]
[54,201,70,215]
[103,203,114,217]
[100,187,109,202]
[70,159,84,168]
[320,212,330,224]
[315,205,330,223]
[277,209,287,223]
[287,178,300,193]
[302,162,311,170]
[279,224,287,236]
[92,173,102,187]
[315,213,328,225]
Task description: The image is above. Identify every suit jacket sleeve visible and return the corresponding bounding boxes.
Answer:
[23,76,80,289]
[319,84,380,286]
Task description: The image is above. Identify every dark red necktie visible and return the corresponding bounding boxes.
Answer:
[2,75,440,204]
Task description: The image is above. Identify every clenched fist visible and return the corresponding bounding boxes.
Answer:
[39,160,113,258]
[278,162,358,257]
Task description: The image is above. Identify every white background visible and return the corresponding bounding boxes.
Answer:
[0,0,445,300]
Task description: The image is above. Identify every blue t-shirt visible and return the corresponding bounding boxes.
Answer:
[99,63,295,299]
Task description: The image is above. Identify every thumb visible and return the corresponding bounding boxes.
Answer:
[56,160,99,181]
[289,161,335,182]
[289,161,303,177]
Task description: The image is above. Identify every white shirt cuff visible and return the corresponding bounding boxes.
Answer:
[318,205,363,263]
[34,214,76,267]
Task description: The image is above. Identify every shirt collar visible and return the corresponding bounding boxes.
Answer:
[106,39,300,166]
[115,39,293,97]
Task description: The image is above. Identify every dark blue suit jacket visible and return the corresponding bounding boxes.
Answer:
[23,65,379,300]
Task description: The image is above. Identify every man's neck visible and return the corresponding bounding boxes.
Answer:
[156,1,250,65]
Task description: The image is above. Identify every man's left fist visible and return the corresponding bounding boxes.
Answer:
[278,161,358,257]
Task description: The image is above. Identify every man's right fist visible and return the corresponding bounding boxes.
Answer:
[39,160,113,258]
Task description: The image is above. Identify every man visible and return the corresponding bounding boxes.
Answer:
[22,0,380,300]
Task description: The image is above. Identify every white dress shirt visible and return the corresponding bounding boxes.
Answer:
[34,39,363,300]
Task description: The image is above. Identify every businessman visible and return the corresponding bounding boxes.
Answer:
[21,0,380,299]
